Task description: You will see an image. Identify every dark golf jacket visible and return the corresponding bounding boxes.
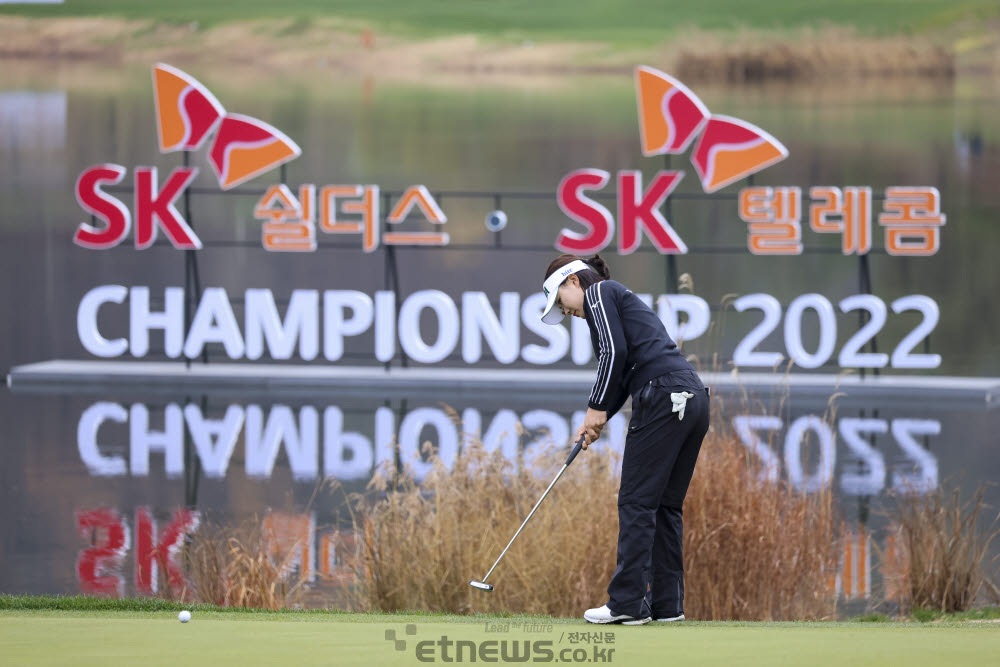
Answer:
[583,280,695,418]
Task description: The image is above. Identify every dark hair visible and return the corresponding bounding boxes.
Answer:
[544,254,611,290]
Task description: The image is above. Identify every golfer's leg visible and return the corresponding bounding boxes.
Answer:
[607,405,683,618]
[650,504,683,617]
[650,389,709,618]
[607,502,655,618]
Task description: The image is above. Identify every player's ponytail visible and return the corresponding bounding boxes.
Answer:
[584,254,611,280]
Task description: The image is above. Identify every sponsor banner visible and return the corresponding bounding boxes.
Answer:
[76,398,939,497]
[76,286,941,370]
[70,63,944,258]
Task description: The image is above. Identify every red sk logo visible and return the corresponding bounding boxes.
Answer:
[690,115,788,193]
[152,63,225,153]
[635,66,709,156]
[207,114,302,191]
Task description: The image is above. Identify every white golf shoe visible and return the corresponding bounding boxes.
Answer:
[584,604,650,625]
[653,613,685,622]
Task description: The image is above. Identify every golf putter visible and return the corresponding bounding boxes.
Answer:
[469,435,587,592]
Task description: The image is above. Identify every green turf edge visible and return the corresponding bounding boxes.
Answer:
[0,593,340,614]
[3,595,998,624]
[0,595,570,623]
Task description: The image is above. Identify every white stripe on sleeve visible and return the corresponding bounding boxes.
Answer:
[587,288,608,402]
[588,283,615,404]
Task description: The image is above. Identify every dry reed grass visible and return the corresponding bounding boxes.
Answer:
[884,484,1000,613]
[159,402,996,619]
[349,403,841,620]
[671,27,955,82]
[683,423,839,620]
[349,438,620,616]
[178,516,307,609]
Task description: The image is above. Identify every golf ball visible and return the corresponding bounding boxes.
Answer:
[178,610,192,623]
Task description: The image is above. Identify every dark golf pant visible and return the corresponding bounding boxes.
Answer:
[607,370,709,620]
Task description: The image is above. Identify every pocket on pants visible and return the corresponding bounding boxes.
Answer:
[628,382,655,433]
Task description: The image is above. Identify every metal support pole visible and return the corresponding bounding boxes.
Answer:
[180,151,205,507]
[858,254,880,379]
[664,154,678,292]
[493,193,502,249]
[857,253,879,525]
[383,190,408,368]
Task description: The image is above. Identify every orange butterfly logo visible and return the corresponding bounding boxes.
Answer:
[635,66,787,192]
[635,66,709,156]
[152,63,301,190]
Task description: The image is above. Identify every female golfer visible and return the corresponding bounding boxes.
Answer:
[540,253,709,625]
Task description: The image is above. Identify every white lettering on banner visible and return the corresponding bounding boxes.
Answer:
[658,294,711,343]
[838,295,890,368]
[183,404,243,478]
[77,402,615,482]
[78,402,128,476]
[323,407,374,481]
[891,419,940,493]
[732,294,784,367]
[78,285,128,357]
[784,415,836,492]
[130,286,185,357]
[75,286,940,368]
[839,418,888,496]
[76,401,940,495]
[735,414,940,495]
[246,289,319,360]
[129,404,184,477]
[731,293,942,370]
[520,292,569,365]
[463,292,520,364]
[783,295,838,370]
[374,291,396,363]
[731,415,782,483]
[890,296,941,369]
[246,405,318,480]
[397,290,460,363]
[323,291,372,361]
[183,287,244,359]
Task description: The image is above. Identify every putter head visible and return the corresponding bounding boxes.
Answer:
[469,579,494,592]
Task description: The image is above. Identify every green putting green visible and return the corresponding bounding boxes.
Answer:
[2,610,999,667]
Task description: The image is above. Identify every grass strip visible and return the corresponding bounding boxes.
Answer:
[0,0,998,40]
[3,594,999,623]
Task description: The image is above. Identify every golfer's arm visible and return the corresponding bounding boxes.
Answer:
[586,282,628,416]
[604,391,629,420]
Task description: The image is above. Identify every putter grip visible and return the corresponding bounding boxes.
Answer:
[564,435,586,466]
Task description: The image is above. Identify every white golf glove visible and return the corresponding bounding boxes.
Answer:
[670,391,695,420]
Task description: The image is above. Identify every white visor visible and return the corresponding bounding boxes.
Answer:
[540,259,591,325]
